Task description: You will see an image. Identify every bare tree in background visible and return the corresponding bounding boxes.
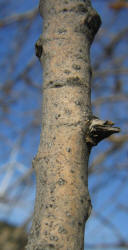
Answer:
[0,0,128,249]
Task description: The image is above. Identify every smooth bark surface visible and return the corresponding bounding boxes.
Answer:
[26,0,101,249]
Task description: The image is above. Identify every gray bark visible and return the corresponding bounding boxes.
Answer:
[26,0,102,249]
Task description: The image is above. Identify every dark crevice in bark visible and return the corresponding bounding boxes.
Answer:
[51,121,82,127]
[60,4,88,14]
[43,77,88,89]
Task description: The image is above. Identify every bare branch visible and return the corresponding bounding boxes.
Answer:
[0,8,38,27]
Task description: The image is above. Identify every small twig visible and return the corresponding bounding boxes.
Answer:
[86,116,120,149]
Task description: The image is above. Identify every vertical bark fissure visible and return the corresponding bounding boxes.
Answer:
[26,1,101,249]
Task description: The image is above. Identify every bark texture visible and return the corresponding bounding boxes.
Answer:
[26,0,101,249]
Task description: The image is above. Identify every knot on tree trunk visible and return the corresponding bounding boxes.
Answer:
[85,9,102,43]
[85,116,120,149]
[35,37,43,59]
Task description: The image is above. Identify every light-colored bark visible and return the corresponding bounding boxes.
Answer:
[26,0,101,249]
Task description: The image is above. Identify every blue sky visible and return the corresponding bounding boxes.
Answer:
[0,0,128,249]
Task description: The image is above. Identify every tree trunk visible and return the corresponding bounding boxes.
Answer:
[26,0,120,249]
[26,1,101,249]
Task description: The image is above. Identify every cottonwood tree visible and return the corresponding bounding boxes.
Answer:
[26,0,120,249]
[1,0,128,249]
